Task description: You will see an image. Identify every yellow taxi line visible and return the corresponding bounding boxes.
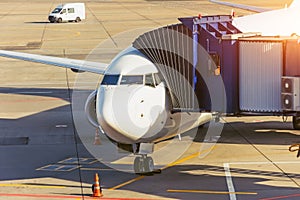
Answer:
[109,146,216,190]
[109,176,145,190]
[0,183,65,189]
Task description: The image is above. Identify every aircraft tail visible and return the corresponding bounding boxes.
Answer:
[289,0,300,8]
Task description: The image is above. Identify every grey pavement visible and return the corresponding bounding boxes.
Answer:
[0,0,300,200]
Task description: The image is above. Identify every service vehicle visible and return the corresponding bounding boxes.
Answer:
[48,3,85,23]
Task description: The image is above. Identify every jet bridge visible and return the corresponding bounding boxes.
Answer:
[179,15,243,113]
[133,24,195,111]
[133,14,300,121]
[133,15,242,113]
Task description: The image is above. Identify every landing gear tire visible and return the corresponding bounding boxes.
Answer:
[293,116,300,130]
[145,157,154,172]
[134,156,154,174]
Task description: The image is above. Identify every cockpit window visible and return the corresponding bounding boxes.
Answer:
[101,74,120,85]
[154,73,162,86]
[120,75,143,85]
[145,74,155,87]
[52,7,62,13]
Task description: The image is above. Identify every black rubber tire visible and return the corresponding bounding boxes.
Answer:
[57,18,62,23]
[145,157,154,172]
[293,116,300,130]
[133,156,154,174]
[75,17,81,22]
[133,157,143,174]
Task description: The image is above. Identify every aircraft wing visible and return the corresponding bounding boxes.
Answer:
[0,50,108,74]
[210,0,271,13]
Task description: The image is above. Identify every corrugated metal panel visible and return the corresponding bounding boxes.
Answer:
[285,39,300,76]
[239,41,282,112]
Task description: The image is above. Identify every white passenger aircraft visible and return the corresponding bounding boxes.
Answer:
[213,0,300,36]
[0,46,214,173]
[0,0,299,173]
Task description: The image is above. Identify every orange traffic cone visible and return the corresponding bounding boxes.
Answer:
[92,173,103,197]
[94,129,101,145]
[231,9,235,17]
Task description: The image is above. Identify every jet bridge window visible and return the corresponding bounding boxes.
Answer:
[209,53,221,76]
[101,74,120,85]
[120,75,143,85]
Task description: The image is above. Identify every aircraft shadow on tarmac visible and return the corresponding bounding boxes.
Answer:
[1,86,299,146]
[194,120,300,146]
[3,163,298,200]
[126,164,300,200]
[0,87,300,200]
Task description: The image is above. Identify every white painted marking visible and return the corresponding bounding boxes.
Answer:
[58,157,97,164]
[228,161,300,165]
[222,160,300,199]
[36,164,80,171]
[204,136,221,142]
[14,91,53,94]
[178,134,182,141]
[81,167,132,172]
[224,163,236,200]
[56,125,68,128]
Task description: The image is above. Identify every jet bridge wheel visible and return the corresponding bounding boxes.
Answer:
[293,116,300,130]
[134,156,154,174]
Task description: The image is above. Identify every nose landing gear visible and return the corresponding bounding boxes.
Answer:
[134,155,154,174]
[132,143,161,174]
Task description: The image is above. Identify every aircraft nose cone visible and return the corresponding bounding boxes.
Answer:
[96,85,166,144]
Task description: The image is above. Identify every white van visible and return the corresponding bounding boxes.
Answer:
[48,3,85,23]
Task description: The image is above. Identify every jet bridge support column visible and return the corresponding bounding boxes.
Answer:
[192,19,198,108]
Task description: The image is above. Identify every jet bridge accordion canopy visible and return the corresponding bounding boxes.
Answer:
[133,24,198,111]
[133,15,300,114]
[133,15,240,113]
